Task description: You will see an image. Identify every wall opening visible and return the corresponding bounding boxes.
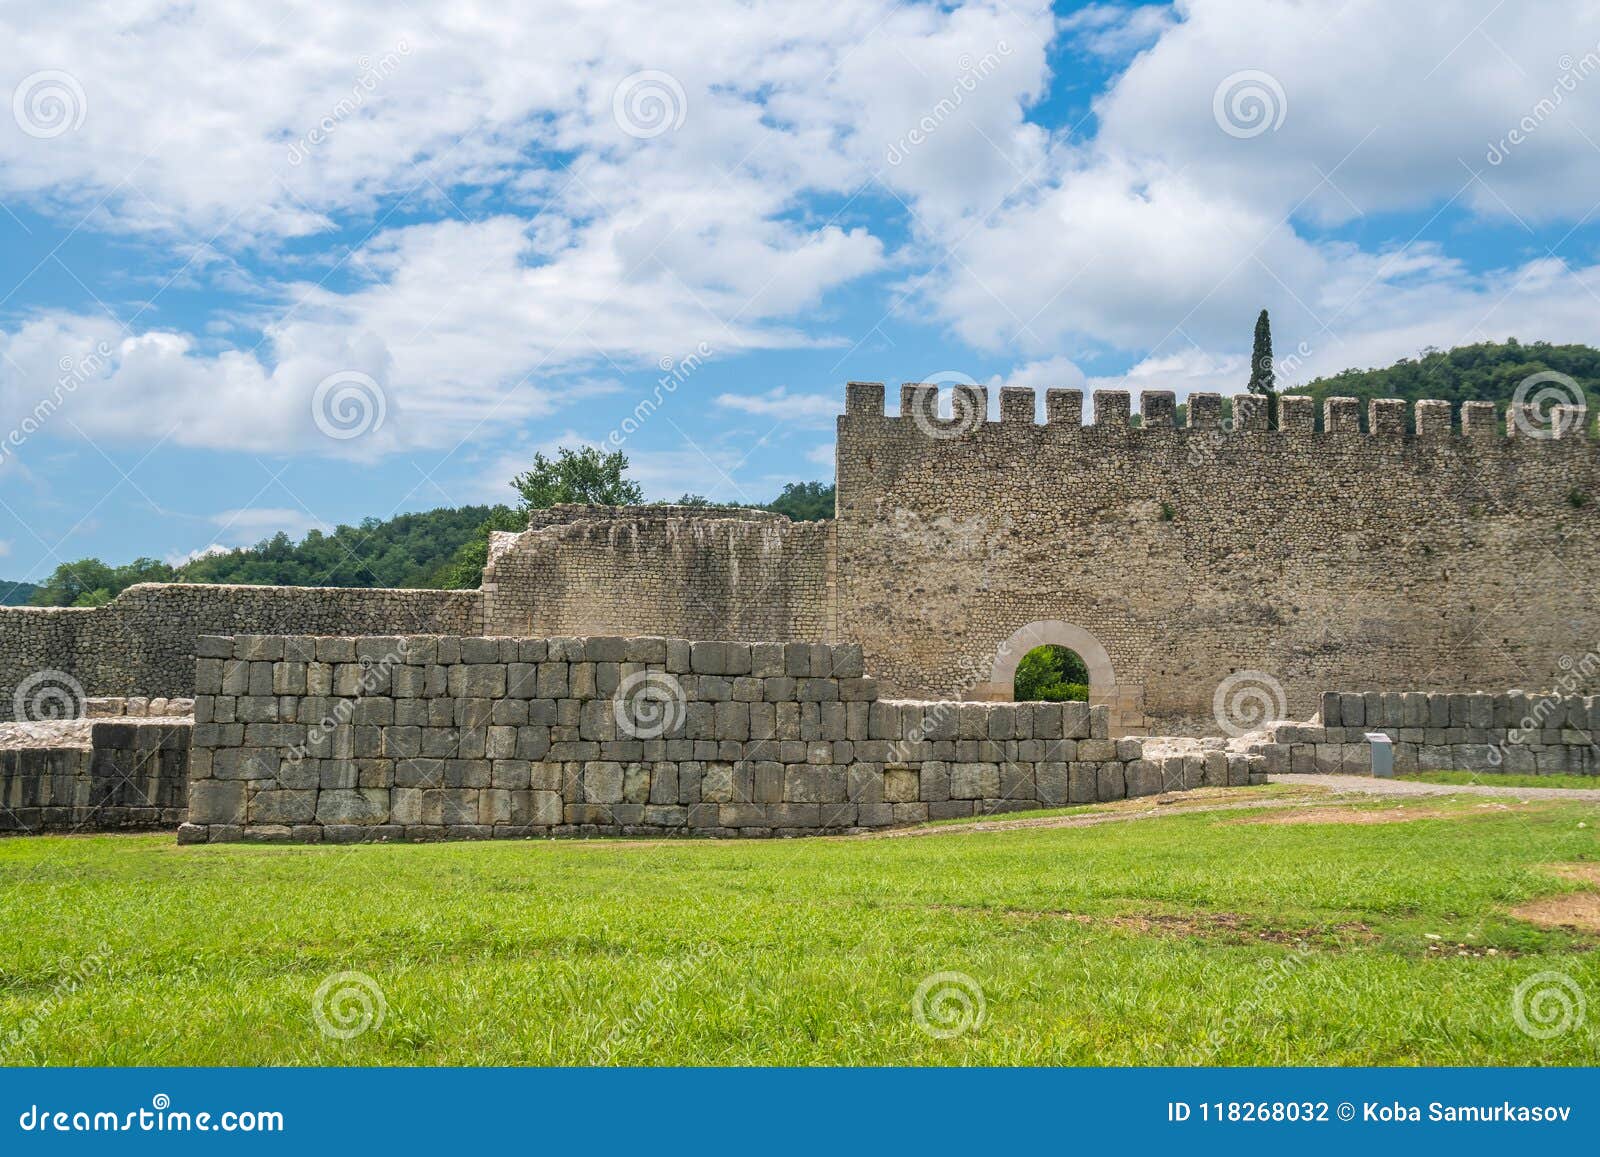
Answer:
[1013,644,1089,702]
[973,619,1142,735]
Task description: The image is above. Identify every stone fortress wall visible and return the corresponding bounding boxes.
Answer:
[179,633,1257,843]
[0,585,482,721]
[1,720,190,833]
[480,504,833,641]
[835,384,1600,734]
[3,384,1598,745]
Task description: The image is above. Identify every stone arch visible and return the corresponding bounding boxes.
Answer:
[971,620,1142,736]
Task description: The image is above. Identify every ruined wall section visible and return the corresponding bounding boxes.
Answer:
[0,585,482,720]
[481,505,835,642]
[835,382,1600,732]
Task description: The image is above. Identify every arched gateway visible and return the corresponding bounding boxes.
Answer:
[968,620,1144,736]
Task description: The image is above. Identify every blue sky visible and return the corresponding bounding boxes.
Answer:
[3,0,1600,580]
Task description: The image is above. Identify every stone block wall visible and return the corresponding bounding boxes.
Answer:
[835,385,1600,732]
[1251,689,1600,776]
[480,505,834,641]
[0,584,483,721]
[0,720,190,833]
[179,634,1256,843]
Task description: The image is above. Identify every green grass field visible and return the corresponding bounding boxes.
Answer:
[1,787,1597,1066]
[1398,770,1600,790]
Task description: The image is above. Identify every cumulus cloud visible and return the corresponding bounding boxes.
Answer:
[2,0,1599,471]
[715,388,841,423]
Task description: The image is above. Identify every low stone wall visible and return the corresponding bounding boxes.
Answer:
[0,584,483,720]
[0,720,190,833]
[1252,690,1600,775]
[180,634,1259,843]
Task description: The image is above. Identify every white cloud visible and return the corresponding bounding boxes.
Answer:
[166,542,236,567]
[1060,4,1176,61]
[1002,355,1088,391]
[715,387,841,423]
[806,442,836,468]
[4,0,1600,471]
[207,508,330,545]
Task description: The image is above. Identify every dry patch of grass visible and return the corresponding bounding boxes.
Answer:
[1511,862,1600,932]
[1226,801,1537,826]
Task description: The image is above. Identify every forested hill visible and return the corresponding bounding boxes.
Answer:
[1290,339,1600,412]
[1,581,38,606]
[19,480,839,607]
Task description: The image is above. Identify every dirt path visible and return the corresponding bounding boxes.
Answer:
[1269,772,1600,802]
[864,773,1600,840]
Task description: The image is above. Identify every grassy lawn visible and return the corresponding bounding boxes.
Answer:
[1398,770,1600,790]
[1,788,1597,1066]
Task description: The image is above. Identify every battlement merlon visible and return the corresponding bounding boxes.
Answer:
[837,382,1595,442]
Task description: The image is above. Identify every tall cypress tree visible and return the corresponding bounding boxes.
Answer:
[1247,308,1277,428]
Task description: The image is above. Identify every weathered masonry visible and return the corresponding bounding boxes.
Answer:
[179,633,1258,843]
[3,386,1597,736]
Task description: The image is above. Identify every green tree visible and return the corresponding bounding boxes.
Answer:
[1247,308,1278,428]
[433,506,526,590]
[511,447,644,509]
[1013,645,1090,702]
[767,481,835,521]
[29,557,176,607]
